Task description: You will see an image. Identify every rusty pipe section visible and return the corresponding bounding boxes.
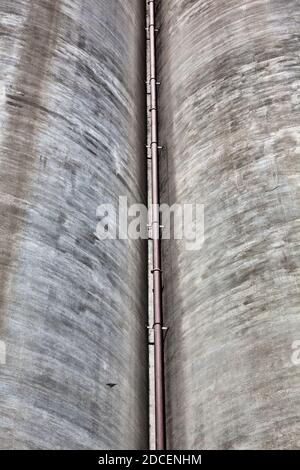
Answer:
[148,0,166,451]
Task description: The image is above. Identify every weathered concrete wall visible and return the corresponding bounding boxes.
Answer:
[157,0,300,449]
[0,0,147,449]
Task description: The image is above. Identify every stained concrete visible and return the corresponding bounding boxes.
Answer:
[0,0,148,449]
[157,0,300,449]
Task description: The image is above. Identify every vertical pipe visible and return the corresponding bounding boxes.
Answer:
[148,0,166,451]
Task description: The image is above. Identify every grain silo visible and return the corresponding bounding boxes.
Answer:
[0,0,148,449]
[1,0,300,453]
[157,0,300,449]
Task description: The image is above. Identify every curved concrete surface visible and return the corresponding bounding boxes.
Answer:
[0,0,147,449]
[157,0,300,449]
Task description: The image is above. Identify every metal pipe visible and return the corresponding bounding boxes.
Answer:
[147,0,166,450]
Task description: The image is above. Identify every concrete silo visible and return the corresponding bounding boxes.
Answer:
[157,0,300,449]
[0,0,147,449]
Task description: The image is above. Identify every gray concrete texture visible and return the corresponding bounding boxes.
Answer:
[0,0,148,449]
[157,0,300,449]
